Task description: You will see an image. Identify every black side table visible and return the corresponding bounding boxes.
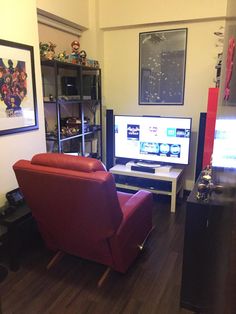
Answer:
[180,176,231,313]
[0,264,8,314]
[0,204,32,271]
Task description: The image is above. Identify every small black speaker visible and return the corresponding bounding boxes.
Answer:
[106,109,114,170]
[195,112,207,181]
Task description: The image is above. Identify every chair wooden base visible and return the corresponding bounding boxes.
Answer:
[97,267,111,287]
[46,252,111,287]
[45,227,154,286]
[97,226,155,287]
[45,227,155,284]
[138,225,156,251]
[46,251,65,270]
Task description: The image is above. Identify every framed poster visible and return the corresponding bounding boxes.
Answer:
[0,39,38,135]
[139,28,187,105]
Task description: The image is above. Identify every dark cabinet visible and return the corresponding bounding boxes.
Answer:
[180,180,232,313]
[41,59,102,160]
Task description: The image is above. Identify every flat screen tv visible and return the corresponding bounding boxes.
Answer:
[114,115,192,166]
[212,118,236,169]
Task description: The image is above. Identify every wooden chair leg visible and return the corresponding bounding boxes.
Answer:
[46,251,64,270]
[97,267,111,287]
[138,225,156,251]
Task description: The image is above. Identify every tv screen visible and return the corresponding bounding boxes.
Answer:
[114,115,192,166]
[212,118,236,169]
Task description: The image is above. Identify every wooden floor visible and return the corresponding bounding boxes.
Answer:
[0,196,194,314]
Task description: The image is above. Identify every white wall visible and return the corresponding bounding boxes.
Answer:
[99,0,227,29]
[37,0,89,29]
[37,0,102,63]
[0,0,46,206]
[100,2,225,190]
[217,0,236,117]
[38,23,81,57]
[81,0,104,63]
[226,0,236,17]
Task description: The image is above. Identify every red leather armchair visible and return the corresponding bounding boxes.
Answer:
[13,153,153,275]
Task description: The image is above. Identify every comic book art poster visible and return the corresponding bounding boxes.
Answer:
[0,40,38,135]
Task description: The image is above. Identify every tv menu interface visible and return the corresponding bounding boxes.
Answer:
[115,115,191,165]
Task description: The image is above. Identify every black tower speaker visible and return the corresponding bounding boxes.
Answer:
[195,112,207,181]
[106,109,114,170]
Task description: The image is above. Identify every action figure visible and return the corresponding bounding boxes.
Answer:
[70,40,80,64]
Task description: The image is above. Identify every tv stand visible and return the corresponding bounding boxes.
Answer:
[109,164,185,213]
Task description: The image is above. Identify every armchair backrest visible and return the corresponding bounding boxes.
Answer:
[13,153,123,261]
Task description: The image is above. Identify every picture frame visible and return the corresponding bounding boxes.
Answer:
[139,28,187,105]
[0,39,38,135]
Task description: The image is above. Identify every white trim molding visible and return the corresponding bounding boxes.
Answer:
[37,9,86,37]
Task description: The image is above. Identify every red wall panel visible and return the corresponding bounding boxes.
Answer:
[202,87,219,169]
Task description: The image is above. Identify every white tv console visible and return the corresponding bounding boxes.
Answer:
[109,164,185,213]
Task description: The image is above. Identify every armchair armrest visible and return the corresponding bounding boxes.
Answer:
[120,190,153,222]
[109,190,153,273]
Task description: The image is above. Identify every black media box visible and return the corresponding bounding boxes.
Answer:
[131,165,156,174]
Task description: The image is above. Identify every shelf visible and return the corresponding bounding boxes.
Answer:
[46,126,101,141]
[83,131,94,137]
[60,134,83,142]
[43,98,99,105]
[81,99,100,104]
[115,183,172,196]
[84,128,101,135]
[43,100,56,104]
[41,59,100,71]
[58,98,81,105]
[46,137,57,142]
[41,59,102,158]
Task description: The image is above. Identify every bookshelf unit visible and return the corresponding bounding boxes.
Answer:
[41,59,102,160]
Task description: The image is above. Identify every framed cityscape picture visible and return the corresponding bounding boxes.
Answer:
[139,28,187,105]
[0,39,38,135]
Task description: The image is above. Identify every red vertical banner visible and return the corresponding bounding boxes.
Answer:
[202,87,219,169]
